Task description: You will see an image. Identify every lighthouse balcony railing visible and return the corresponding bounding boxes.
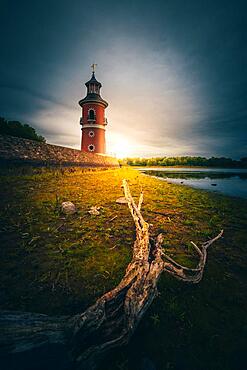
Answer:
[80,117,96,125]
[80,117,108,125]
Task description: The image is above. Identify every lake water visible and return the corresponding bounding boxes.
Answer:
[137,167,247,199]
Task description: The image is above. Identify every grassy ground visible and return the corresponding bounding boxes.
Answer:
[0,167,246,370]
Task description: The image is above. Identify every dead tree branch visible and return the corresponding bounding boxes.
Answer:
[162,229,223,283]
[0,180,223,370]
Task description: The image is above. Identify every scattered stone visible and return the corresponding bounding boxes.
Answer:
[116,197,128,204]
[211,183,217,186]
[88,206,100,215]
[61,201,76,214]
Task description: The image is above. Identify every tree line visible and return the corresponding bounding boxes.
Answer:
[120,156,247,168]
[0,117,46,142]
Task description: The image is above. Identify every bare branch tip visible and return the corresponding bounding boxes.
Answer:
[156,233,164,244]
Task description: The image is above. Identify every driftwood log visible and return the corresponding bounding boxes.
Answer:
[0,179,223,370]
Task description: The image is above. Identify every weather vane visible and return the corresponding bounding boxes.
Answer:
[91,63,97,73]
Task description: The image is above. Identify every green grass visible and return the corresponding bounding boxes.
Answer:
[0,166,246,370]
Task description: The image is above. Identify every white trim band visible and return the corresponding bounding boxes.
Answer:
[81,124,106,130]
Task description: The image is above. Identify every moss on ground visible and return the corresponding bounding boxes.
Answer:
[0,167,246,370]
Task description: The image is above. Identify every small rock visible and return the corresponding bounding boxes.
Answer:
[116,197,128,204]
[88,206,100,215]
[61,201,76,214]
[211,183,217,186]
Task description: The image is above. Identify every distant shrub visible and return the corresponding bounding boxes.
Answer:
[0,117,46,142]
[121,155,247,168]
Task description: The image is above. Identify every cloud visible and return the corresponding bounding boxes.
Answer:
[0,0,246,158]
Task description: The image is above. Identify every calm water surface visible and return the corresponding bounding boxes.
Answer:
[137,167,247,199]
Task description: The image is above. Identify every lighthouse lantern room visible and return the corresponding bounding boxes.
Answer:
[79,65,108,154]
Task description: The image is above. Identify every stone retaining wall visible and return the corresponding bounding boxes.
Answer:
[0,135,119,167]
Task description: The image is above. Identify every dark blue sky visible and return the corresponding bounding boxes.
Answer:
[0,0,246,157]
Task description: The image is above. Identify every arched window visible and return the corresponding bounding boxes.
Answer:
[88,109,95,120]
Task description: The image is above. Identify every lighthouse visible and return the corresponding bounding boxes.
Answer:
[79,65,108,154]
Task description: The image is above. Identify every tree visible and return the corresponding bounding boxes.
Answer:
[240,157,247,167]
[126,156,245,168]
[0,117,46,142]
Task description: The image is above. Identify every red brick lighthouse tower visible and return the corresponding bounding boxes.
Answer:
[79,64,108,154]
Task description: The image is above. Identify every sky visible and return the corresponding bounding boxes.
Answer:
[0,0,246,158]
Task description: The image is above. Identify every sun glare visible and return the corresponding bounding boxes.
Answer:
[110,136,133,159]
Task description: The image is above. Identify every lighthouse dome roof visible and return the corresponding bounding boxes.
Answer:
[85,72,102,88]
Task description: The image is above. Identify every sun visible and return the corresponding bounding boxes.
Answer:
[109,135,133,159]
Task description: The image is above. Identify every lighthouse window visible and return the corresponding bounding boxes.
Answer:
[88,144,95,152]
[88,130,95,137]
[88,109,95,120]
